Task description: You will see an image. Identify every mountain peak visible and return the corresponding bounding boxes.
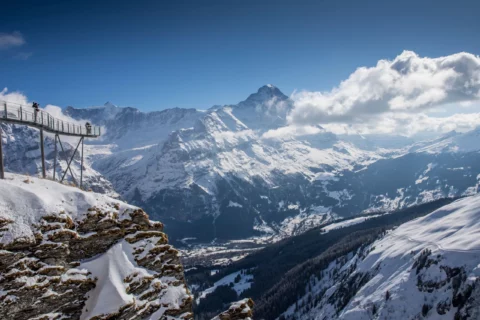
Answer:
[237,85,288,108]
[257,84,287,97]
[104,101,118,108]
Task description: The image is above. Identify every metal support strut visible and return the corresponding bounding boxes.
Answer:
[60,136,83,185]
[56,135,77,185]
[80,137,84,189]
[53,134,58,181]
[0,126,4,179]
[40,128,46,178]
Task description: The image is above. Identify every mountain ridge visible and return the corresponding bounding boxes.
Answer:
[15,85,480,243]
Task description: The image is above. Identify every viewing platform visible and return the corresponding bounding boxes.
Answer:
[0,100,101,137]
[0,100,101,187]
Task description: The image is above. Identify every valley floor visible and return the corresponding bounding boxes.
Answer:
[179,212,386,268]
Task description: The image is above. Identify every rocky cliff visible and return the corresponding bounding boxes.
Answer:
[0,173,192,320]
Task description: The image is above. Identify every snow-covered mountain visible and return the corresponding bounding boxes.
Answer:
[410,128,480,154]
[64,86,390,241]
[59,85,480,242]
[65,102,202,150]
[279,193,480,320]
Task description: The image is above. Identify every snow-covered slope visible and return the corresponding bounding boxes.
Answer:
[410,128,480,154]
[196,270,253,305]
[346,128,480,215]
[280,194,480,319]
[0,173,192,320]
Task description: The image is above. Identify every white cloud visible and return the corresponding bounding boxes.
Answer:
[321,112,480,137]
[43,104,85,126]
[262,125,323,139]
[0,88,29,105]
[288,51,480,126]
[0,32,25,50]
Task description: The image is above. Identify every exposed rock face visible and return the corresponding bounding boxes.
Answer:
[212,299,254,320]
[0,174,192,320]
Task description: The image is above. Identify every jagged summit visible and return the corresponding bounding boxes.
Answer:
[237,84,289,108]
[104,101,118,108]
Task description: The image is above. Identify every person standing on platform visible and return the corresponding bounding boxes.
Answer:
[32,102,40,123]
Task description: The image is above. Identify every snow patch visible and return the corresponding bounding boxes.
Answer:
[197,270,253,305]
[228,201,243,208]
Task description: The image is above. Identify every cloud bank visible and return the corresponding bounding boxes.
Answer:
[0,88,29,105]
[285,51,480,137]
[319,111,480,136]
[0,32,25,50]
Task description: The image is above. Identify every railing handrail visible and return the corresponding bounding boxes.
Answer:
[0,100,101,137]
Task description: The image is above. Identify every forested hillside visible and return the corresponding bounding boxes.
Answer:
[188,198,457,319]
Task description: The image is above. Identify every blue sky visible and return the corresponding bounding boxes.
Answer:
[1,0,479,111]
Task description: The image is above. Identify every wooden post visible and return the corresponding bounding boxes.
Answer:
[3,102,6,119]
[40,128,46,178]
[0,126,4,179]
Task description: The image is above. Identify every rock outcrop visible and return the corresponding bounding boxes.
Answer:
[212,299,254,320]
[0,173,192,320]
